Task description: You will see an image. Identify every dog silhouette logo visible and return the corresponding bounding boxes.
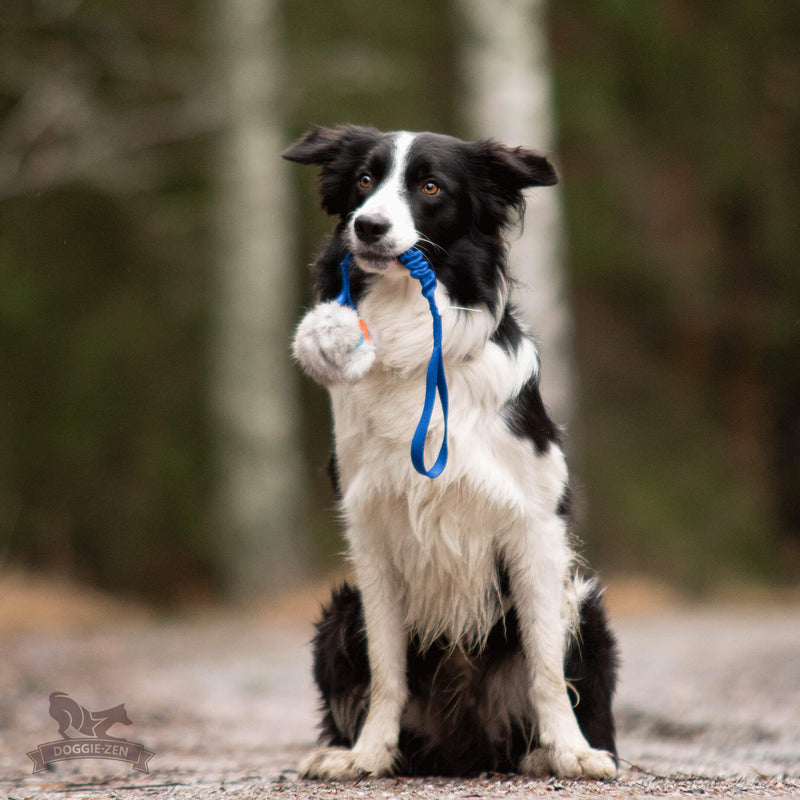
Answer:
[49,692,132,741]
[28,693,154,774]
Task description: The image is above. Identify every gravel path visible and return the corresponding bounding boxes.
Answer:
[1,588,798,799]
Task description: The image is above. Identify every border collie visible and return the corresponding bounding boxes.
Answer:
[284,126,618,780]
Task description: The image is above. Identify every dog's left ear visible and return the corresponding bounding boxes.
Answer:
[472,139,558,190]
[469,139,558,230]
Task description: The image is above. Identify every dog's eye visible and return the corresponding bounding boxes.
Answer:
[423,181,440,196]
[358,174,372,189]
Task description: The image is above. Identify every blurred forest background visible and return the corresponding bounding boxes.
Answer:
[1,0,798,604]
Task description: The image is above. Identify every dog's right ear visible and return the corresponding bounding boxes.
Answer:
[282,126,345,165]
[283,125,382,216]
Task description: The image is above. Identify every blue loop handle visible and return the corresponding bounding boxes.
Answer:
[334,247,449,478]
[397,247,448,478]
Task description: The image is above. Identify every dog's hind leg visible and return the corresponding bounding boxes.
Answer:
[564,579,619,758]
[310,583,370,747]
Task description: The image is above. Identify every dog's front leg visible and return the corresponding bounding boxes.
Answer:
[507,514,617,780]
[300,554,407,780]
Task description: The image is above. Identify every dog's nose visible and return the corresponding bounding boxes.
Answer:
[354,215,390,244]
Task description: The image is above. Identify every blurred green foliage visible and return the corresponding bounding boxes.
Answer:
[0,2,219,601]
[551,0,800,586]
[0,0,797,601]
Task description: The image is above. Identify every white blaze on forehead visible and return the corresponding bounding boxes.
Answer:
[350,131,419,257]
[380,130,415,201]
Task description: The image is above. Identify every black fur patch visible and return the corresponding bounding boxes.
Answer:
[327,450,342,500]
[312,235,372,307]
[502,377,561,454]
[490,307,526,354]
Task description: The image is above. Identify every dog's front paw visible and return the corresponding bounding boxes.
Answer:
[299,745,397,780]
[520,745,617,780]
[292,302,376,386]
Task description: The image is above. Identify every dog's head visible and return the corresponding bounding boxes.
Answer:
[284,126,557,273]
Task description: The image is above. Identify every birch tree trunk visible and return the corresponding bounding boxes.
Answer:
[460,0,573,427]
[211,0,306,596]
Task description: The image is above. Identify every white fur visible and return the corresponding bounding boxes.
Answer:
[294,133,616,781]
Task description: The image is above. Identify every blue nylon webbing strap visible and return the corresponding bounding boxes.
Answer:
[397,247,449,478]
[334,247,449,478]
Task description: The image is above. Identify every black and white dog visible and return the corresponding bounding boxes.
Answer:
[284,126,618,780]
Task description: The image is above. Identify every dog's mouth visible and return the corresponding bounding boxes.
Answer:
[351,246,405,274]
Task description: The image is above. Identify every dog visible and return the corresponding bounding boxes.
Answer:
[284,125,618,780]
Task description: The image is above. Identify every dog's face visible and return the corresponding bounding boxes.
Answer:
[284,126,557,270]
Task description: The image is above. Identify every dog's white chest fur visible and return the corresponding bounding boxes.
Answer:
[329,274,566,647]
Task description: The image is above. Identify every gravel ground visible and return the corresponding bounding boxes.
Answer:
[0,582,798,799]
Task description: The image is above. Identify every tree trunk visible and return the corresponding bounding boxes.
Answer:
[210,0,306,596]
[460,0,573,427]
